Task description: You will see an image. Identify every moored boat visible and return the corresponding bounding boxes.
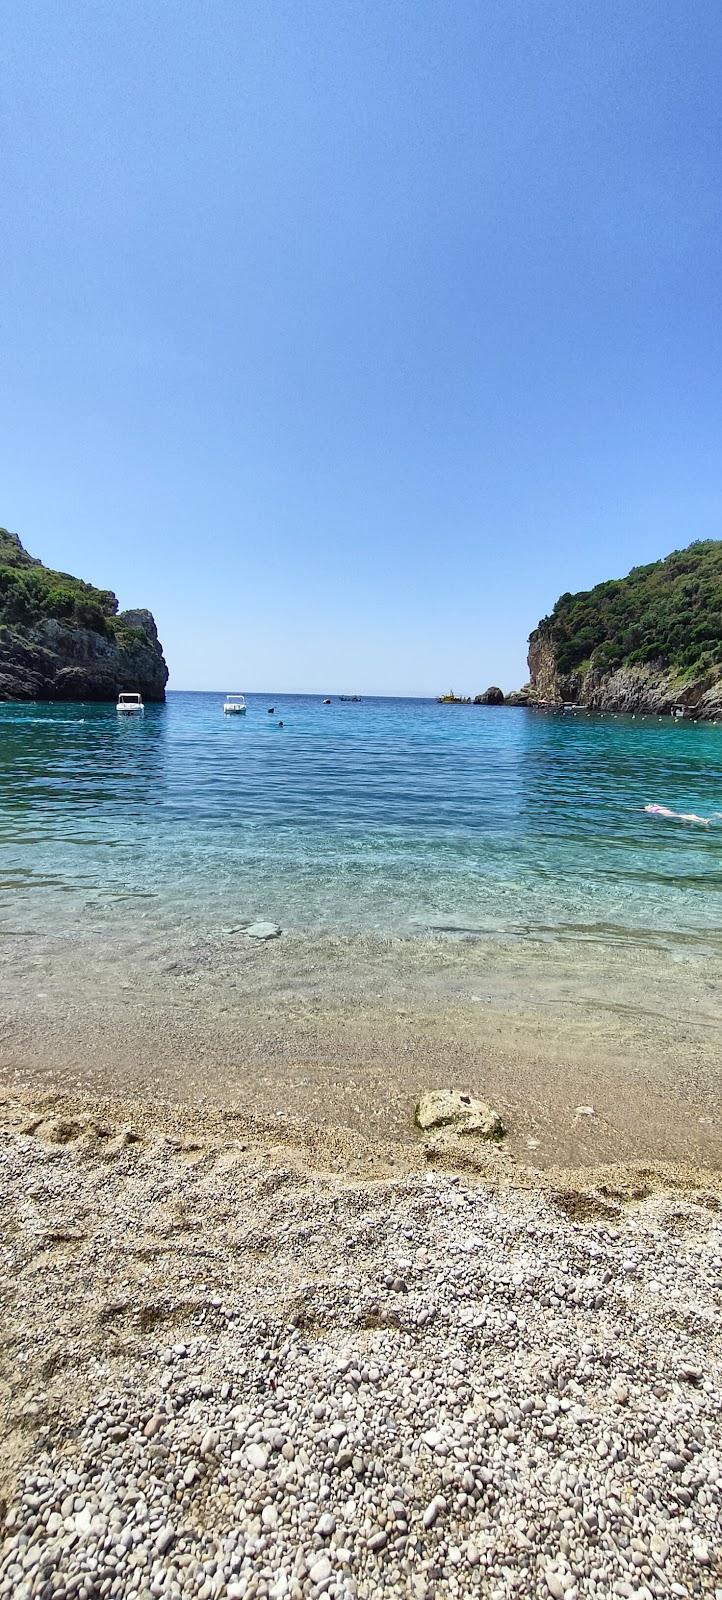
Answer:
[116,692,144,715]
[223,694,247,715]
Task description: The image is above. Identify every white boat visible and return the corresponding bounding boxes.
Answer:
[223,693,247,715]
[116,692,144,715]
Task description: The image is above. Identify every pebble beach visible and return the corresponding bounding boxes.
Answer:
[1,1093,720,1600]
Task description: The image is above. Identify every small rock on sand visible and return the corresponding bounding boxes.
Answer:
[414,1088,504,1139]
[246,921,282,941]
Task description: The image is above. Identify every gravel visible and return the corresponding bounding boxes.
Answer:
[0,1097,720,1598]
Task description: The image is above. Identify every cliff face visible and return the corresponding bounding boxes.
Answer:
[526,624,722,717]
[527,628,563,701]
[0,529,168,702]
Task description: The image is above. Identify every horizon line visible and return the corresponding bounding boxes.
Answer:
[167,688,441,699]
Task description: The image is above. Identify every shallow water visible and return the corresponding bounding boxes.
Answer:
[1,693,721,951]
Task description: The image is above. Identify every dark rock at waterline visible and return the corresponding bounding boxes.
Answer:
[474,686,505,705]
[0,528,168,702]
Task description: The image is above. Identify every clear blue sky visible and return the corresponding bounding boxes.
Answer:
[2,2,721,694]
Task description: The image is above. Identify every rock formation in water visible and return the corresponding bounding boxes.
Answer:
[474,686,505,705]
[514,539,722,718]
[0,527,168,702]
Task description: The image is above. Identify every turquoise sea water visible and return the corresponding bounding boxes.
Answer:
[1,692,721,951]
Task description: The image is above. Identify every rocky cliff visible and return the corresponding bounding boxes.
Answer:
[517,540,722,718]
[0,528,168,702]
[525,627,722,717]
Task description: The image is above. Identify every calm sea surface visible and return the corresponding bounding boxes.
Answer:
[1,692,721,950]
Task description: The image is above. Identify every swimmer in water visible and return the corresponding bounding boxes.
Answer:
[644,803,710,826]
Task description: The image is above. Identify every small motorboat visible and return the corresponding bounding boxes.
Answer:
[224,694,247,715]
[117,692,144,715]
[324,698,331,704]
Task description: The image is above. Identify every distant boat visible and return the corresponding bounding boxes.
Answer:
[324,698,331,704]
[339,695,362,702]
[223,694,247,715]
[116,692,144,715]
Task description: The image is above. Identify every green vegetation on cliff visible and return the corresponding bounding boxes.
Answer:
[0,527,119,638]
[539,540,722,678]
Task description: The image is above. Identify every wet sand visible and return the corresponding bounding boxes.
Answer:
[1,924,721,1181]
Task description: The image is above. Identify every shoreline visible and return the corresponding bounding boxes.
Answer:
[3,1082,722,1200]
[2,923,722,1177]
